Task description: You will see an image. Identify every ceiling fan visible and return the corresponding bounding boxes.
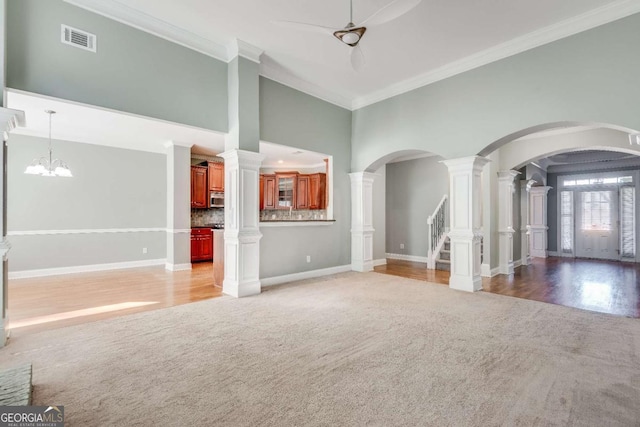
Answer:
[274,0,422,71]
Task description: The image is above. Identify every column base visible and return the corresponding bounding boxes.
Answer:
[223,279,261,298]
[498,262,514,275]
[531,250,548,258]
[449,275,483,292]
[352,260,373,273]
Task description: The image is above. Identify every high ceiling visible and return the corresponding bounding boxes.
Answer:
[67,0,638,109]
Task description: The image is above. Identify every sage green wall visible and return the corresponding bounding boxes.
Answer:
[372,165,386,261]
[7,0,228,131]
[7,134,166,271]
[385,156,448,257]
[259,77,352,277]
[352,13,640,172]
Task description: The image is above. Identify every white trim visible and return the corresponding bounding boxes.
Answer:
[351,0,640,109]
[8,228,166,236]
[372,258,387,267]
[9,258,166,279]
[63,0,230,62]
[481,263,500,277]
[165,263,192,272]
[385,253,429,263]
[259,221,335,228]
[167,229,192,234]
[261,264,351,287]
[514,259,522,268]
[232,39,263,64]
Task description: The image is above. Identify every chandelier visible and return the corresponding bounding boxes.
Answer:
[24,110,73,177]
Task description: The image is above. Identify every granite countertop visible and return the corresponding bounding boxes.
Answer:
[259,219,336,223]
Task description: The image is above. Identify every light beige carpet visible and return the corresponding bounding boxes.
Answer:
[1,272,639,426]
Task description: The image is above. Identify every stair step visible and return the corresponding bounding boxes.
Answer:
[439,250,450,261]
[435,259,451,272]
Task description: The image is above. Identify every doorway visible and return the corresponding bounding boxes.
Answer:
[559,173,636,261]
[575,190,618,260]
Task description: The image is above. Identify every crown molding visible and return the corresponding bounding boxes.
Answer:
[64,0,230,62]
[229,39,264,64]
[259,59,353,110]
[351,0,640,110]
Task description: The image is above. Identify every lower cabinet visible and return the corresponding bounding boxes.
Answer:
[191,228,213,262]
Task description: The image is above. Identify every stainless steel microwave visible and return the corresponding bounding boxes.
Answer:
[210,192,224,208]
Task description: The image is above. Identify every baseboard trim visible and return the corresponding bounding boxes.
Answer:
[385,253,429,263]
[372,258,387,267]
[261,264,351,287]
[9,258,167,279]
[165,263,192,272]
[481,263,500,278]
[514,259,522,268]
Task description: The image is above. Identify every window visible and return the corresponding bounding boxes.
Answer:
[581,191,612,231]
[560,191,574,253]
[563,176,633,187]
[621,186,636,258]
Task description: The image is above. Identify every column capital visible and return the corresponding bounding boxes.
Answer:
[497,170,520,181]
[530,185,552,195]
[219,149,265,169]
[441,155,490,173]
[521,179,537,191]
[164,140,194,150]
[349,171,377,184]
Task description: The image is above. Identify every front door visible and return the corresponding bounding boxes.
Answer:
[575,190,619,260]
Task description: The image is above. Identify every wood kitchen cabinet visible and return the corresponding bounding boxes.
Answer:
[260,174,277,210]
[296,175,310,209]
[191,228,213,262]
[275,172,297,209]
[208,162,224,192]
[260,172,327,211]
[309,173,326,209]
[191,166,208,208]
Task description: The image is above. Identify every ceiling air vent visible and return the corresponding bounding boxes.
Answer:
[61,24,96,52]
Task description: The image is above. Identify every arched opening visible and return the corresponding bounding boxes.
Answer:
[356,150,451,284]
[478,123,640,316]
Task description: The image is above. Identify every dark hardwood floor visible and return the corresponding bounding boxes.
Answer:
[375,257,640,318]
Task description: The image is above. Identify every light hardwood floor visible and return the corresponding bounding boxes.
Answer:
[375,258,640,318]
[8,262,222,337]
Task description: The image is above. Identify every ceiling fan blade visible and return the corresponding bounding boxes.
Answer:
[271,20,335,35]
[350,45,365,71]
[358,0,422,27]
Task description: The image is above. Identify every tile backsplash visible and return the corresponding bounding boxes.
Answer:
[191,208,224,226]
[260,209,327,221]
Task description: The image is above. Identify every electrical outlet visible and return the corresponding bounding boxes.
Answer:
[142,247,147,254]
[306,255,311,263]
[400,243,405,249]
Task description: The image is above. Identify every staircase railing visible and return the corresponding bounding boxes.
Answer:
[427,195,448,269]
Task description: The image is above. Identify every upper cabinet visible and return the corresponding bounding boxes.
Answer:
[260,172,326,210]
[276,173,297,209]
[191,166,208,208]
[208,162,224,192]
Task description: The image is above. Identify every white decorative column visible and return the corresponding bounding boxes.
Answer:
[166,141,193,271]
[520,180,536,266]
[529,186,552,258]
[219,150,264,297]
[498,170,520,275]
[222,39,264,298]
[0,108,26,346]
[442,156,490,292]
[350,172,375,272]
